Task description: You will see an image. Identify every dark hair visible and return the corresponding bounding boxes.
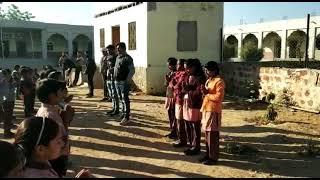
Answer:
[178,59,185,65]
[48,71,62,81]
[167,57,177,66]
[204,61,220,75]
[116,42,126,50]
[185,58,194,68]
[39,71,47,80]
[0,141,24,177]
[13,117,60,166]
[36,79,66,104]
[14,65,20,70]
[44,69,57,78]
[106,44,115,50]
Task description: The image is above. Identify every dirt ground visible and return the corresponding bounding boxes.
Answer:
[1,85,320,178]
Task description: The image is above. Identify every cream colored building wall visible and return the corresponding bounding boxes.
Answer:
[146,2,224,94]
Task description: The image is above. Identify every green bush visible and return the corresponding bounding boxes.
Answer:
[223,44,237,61]
[241,42,264,62]
[265,104,278,121]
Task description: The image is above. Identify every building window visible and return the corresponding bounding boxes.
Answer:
[100,28,105,48]
[147,2,157,11]
[128,22,136,50]
[47,42,53,51]
[177,21,198,51]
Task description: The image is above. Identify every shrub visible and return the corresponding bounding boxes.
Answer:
[241,42,264,61]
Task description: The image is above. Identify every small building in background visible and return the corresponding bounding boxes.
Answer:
[0,20,93,68]
[223,16,320,62]
[93,2,224,95]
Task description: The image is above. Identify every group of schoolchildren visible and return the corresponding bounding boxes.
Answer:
[0,65,92,178]
[164,58,225,165]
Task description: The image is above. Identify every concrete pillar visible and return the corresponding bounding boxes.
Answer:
[309,27,316,59]
[68,32,73,58]
[280,30,287,59]
[258,32,263,49]
[236,33,242,59]
[41,30,47,59]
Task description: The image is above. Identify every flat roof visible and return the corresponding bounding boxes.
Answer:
[94,2,143,18]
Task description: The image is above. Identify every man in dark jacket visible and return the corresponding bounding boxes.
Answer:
[113,42,135,125]
[100,48,111,102]
[105,45,119,115]
[85,54,97,97]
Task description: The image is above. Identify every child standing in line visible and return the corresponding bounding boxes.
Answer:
[199,61,225,165]
[20,68,36,118]
[14,117,91,178]
[164,57,178,139]
[182,59,206,156]
[172,59,188,148]
[35,79,73,177]
[0,70,15,138]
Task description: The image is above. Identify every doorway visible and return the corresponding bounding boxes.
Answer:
[112,26,120,46]
[16,41,27,57]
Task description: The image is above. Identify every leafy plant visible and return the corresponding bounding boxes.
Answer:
[241,41,264,61]
[225,141,259,155]
[265,104,278,121]
[266,92,276,103]
[275,88,296,107]
[0,4,35,21]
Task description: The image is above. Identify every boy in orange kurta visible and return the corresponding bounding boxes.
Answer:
[199,61,225,165]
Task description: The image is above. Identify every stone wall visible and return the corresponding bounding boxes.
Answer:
[221,62,320,111]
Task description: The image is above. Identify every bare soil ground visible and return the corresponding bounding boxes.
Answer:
[1,85,320,178]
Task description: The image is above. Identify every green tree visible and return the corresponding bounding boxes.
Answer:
[0,4,35,21]
[241,41,264,61]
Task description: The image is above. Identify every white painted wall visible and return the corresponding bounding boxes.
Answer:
[93,2,148,68]
[146,2,223,94]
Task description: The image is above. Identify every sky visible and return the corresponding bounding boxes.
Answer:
[1,2,320,26]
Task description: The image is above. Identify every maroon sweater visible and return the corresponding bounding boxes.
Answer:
[182,74,205,109]
[172,71,187,105]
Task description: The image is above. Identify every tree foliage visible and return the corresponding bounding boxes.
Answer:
[0,4,35,21]
[241,41,264,61]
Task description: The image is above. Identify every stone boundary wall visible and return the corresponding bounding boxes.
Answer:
[221,62,320,111]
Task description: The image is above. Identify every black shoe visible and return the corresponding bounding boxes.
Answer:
[100,97,108,101]
[172,141,187,148]
[168,133,178,140]
[106,110,115,115]
[86,94,94,98]
[120,117,130,125]
[4,131,15,139]
[202,159,218,165]
[198,155,209,163]
[184,148,200,156]
[109,111,120,116]
[119,114,125,120]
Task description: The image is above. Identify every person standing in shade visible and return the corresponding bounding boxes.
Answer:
[84,53,97,98]
[58,52,69,81]
[105,45,119,115]
[113,42,135,125]
[73,51,85,86]
[100,48,111,102]
[199,61,225,165]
